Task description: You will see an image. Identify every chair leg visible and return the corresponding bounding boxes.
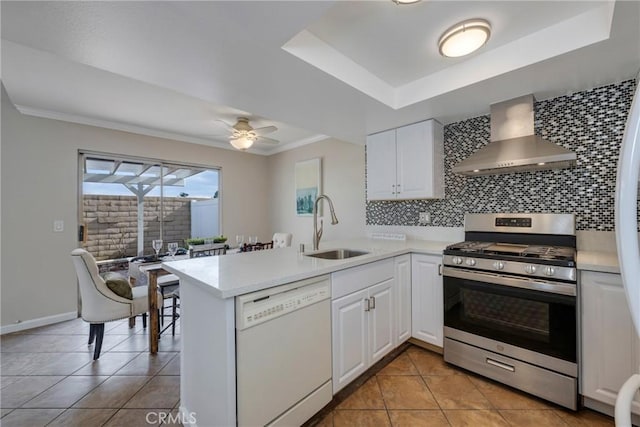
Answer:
[88,323,96,345]
[157,309,161,340]
[93,323,105,360]
[129,317,135,328]
[172,295,178,336]
[142,313,147,328]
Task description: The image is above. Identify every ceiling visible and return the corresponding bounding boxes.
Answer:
[1,1,639,155]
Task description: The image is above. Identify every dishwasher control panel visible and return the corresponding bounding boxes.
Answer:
[236,277,331,330]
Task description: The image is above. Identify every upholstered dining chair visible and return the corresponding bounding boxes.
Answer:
[71,248,161,360]
[272,233,293,248]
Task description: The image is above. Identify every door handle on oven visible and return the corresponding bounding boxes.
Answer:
[486,357,515,372]
[442,266,576,296]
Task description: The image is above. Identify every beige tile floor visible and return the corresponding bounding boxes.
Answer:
[1,316,182,426]
[2,316,615,427]
[316,346,615,427]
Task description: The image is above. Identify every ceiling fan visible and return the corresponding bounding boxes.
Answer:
[217,117,279,150]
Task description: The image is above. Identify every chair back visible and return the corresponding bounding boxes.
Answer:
[189,244,227,258]
[241,241,274,252]
[272,233,292,248]
[71,249,132,322]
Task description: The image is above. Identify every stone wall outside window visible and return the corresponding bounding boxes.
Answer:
[83,195,196,260]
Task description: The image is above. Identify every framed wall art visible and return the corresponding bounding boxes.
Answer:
[295,158,322,216]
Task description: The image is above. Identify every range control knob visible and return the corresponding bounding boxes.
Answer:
[465,258,476,266]
[524,265,537,274]
[452,256,463,265]
[493,261,505,270]
[543,266,556,276]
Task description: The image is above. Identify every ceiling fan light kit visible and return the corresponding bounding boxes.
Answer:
[230,136,256,150]
[221,116,279,151]
[438,18,491,58]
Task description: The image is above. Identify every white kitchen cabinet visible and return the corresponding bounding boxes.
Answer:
[366,119,444,201]
[395,254,412,345]
[411,254,443,347]
[368,279,395,364]
[581,270,640,415]
[331,260,395,393]
[331,288,369,392]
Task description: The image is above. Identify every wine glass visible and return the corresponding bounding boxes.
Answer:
[236,235,245,249]
[168,242,178,260]
[152,239,163,261]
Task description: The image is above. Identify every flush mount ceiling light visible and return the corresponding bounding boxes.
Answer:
[392,0,421,4]
[438,19,491,58]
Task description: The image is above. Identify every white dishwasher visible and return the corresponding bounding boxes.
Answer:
[236,275,332,427]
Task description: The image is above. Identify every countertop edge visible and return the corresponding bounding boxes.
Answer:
[576,250,620,274]
[163,240,449,299]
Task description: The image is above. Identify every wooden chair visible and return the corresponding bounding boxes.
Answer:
[189,244,227,258]
[130,255,179,333]
[242,241,273,252]
[163,245,226,336]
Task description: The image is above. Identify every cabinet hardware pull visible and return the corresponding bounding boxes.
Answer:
[370,296,376,309]
[364,298,371,312]
[438,264,443,276]
[486,358,515,372]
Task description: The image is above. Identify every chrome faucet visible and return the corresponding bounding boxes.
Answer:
[313,194,339,250]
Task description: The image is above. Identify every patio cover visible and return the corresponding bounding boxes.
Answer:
[83,157,206,256]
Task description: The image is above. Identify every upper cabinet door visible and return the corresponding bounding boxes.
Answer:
[366,129,397,200]
[366,120,444,201]
[396,120,444,200]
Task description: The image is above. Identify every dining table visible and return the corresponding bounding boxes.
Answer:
[130,255,187,354]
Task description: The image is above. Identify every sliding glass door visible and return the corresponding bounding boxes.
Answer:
[78,152,220,263]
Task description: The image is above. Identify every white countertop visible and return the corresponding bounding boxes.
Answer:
[162,238,451,299]
[577,250,620,274]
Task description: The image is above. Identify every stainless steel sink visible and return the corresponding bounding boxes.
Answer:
[305,249,369,260]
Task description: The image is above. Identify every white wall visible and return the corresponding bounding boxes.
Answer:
[1,89,270,328]
[267,138,366,247]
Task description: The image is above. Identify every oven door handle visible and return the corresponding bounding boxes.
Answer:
[443,267,576,296]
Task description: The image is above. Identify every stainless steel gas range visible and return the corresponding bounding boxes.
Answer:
[443,213,578,410]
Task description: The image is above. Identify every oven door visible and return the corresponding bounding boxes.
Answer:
[443,267,576,363]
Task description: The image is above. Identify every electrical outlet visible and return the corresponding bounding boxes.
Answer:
[418,212,431,224]
[53,220,64,232]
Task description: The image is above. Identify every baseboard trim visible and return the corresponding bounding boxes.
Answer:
[582,396,638,424]
[0,311,78,335]
[408,337,443,354]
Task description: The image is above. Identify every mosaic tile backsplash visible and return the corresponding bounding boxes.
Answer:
[366,79,637,231]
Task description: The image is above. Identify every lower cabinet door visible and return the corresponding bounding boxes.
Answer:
[369,278,394,365]
[581,271,640,414]
[395,255,412,345]
[411,254,443,347]
[332,288,369,393]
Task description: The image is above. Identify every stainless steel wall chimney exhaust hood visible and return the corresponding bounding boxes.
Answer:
[453,94,577,176]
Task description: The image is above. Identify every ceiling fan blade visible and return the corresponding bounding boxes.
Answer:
[253,125,278,136]
[213,119,234,130]
[257,135,280,145]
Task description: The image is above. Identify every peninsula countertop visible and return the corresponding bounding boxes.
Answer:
[162,238,451,299]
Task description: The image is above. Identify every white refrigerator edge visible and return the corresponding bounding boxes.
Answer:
[615,78,640,426]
